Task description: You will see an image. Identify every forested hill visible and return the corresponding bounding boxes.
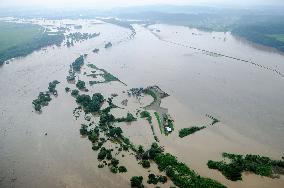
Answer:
[114,6,284,52]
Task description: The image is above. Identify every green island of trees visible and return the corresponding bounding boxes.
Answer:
[155,152,226,188]
[207,153,284,181]
[48,80,60,95]
[32,80,60,112]
[75,93,104,113]
[32,92,52,112]
[179,126,206,138]
[72,55,84,72]
[76,80,86,90]
[132,143,225,188]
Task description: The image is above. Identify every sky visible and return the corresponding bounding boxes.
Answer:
[1,0,284,9]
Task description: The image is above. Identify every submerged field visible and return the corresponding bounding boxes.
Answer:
[0,19,284,188]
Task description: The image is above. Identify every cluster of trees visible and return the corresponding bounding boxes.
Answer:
[92,48,99,53]
[66,32,100,44]
[32,92,52,112]
[154,152,226,188]
[178,126,206,138]
[137,143,163,161]
[110,158,127,174]
[109,127,123,138]
[76,80,86,90]
[105,42,112,48]
[130,176,143,188]
[48,80,60,94]
[141,160,150,168]
[71,55,84,71]
[116,112,137,123]
[140,111,152,124]
[32,80,60,112]
[80,124,88,135]
[65,87,70,92]
[207,153,284,181]
[71,89,79,96]
[147,173,167,184]
[97,147,112,160]
[75,93,104,113]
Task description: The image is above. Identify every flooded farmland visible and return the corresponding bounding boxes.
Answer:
[0,19,284,188]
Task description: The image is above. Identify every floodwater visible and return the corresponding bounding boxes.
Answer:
[0,19,284,188]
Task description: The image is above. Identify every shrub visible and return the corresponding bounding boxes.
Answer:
[110,166,118,173]
[98,147,111,160]
[111,158,119,166]
[178,126,206,138]
[142,160,150,168]
[158,176,167,183]
[76,80,86,90]
[118,166,127,173]
[147,174,158,184]
[71,89,79,96]
[80,124,88,135]
[130,176,143,188]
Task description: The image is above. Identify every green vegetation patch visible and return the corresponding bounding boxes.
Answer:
[179,126,206,138]
[87,64,126,85]
[76,93,104,113]
[71,55,84,72]
[163,114,174,135]
[140,110,158,141]
[76,80,86,90]
[147,173,167,185]
[116,112,137,123]
[32,80,60,112]
[48,80,60,94]
[154,112,163,134]
[32,92,52,112]
[155,152,226,188]
[0,21,64,65]
[130,176,144,188]
[207,153,284,181]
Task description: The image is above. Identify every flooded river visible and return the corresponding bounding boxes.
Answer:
[0,19,283,188]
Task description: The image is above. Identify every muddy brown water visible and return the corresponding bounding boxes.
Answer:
[0,19,283,188]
